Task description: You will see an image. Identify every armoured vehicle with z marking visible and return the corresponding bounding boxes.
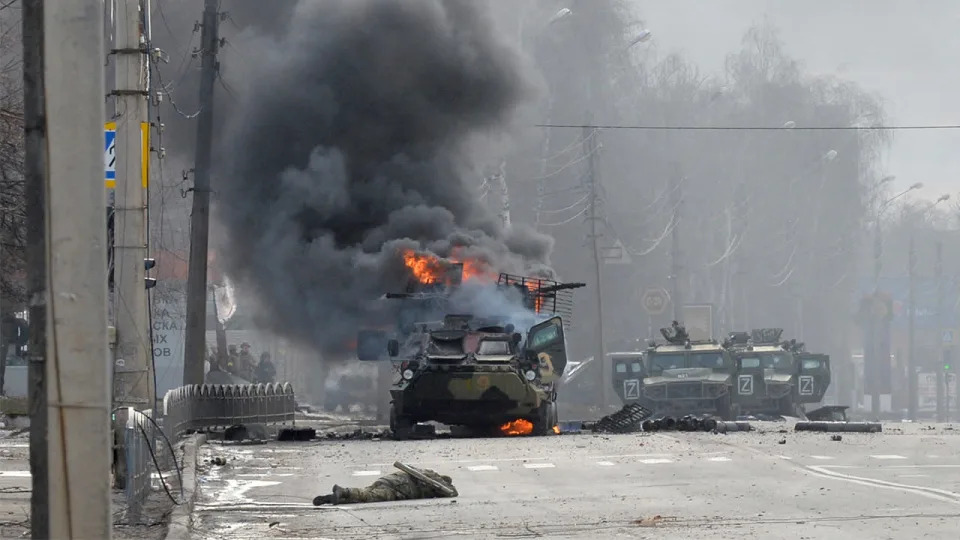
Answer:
[724,328,831,418]
[613,322,738,420]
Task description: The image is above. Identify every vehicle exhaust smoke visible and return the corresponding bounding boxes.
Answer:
[216,0,554,354]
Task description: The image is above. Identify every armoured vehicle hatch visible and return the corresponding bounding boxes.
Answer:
[616,322,736,419]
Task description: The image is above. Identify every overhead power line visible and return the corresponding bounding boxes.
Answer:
[535,123,960,131]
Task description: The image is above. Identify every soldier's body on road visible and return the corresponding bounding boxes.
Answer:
[313,469,457,506]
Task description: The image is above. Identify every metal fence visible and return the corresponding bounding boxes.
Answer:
[120,382,297,520]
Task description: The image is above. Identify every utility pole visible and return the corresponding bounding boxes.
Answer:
[112,0,153,410]
[669,168,683,321]
[22,0,48,534]
[908,228,917,421]
[26,0,113,537]
[183,0,220,386]
[936,240,944,421]
[583,124,609,409]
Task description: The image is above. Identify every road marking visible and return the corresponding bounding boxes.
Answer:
[898,474,930,478]
[0,471,30,477]
[777,455,793,460]
[870,455,908,460]
[809,455,834,460]
[351,470,381,477]
[523,463,556,469]
[707,456,732,462]
[467,465,498,472]
[638,458,673,464]
[595,461,615,467]
[808,465,960,505]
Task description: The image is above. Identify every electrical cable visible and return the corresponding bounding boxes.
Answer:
[535,123,960,131]
[112,406,184,503]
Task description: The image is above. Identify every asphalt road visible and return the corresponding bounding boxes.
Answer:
[191,422,960,539]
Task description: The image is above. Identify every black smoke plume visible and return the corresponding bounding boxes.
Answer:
[217,0,554,353]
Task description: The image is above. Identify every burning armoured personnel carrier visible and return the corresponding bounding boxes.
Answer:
[724,328,831,418]
[614,322,737,420]
[358,256,583,438]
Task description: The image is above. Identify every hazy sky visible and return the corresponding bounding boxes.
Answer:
[634,0,960,201]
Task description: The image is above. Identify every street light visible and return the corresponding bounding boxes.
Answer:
[874,181,923,287]
[824,149,838,161]
[627,29,653,48]
[782,120,797,129]
[548,8,572,25]
[907,192,951,421]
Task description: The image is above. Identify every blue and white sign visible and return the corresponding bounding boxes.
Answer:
[105,122,117,187]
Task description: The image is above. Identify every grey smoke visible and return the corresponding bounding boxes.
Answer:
[217,0,554,353]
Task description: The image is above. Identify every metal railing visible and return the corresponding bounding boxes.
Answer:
[161,382,297,440]
[120,382,297,521]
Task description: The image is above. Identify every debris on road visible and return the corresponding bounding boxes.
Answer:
[208,456,227,466]
[592,403,653,433]
[831,435,843,441]
[795,421,882,433]
[638,416,753,433]
[277,427,317,441]
[805,405,849,422]
[313,462,458,506]
[634,515,663,527]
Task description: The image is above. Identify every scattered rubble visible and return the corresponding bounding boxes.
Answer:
[592,403,653,433]
[830,435,843,441]
[795,421,882,433]
[277,427,317,441]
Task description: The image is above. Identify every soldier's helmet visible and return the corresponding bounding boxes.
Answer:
[241,342,251,350]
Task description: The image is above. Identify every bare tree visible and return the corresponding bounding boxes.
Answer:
[0,0,24,393]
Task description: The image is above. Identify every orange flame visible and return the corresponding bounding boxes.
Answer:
[403,251,450,284]
[402,249,496,285]
[552,425,560,435]
[525,281,544,313]
[499,419,534,436]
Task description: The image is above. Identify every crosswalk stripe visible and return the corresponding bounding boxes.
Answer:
[639,458,673,464]
[523,463,556,469]
[595,461,615,467]
[467,465,498,472]
[809,455,833,460]
[870,455,907,460]
[708,456,732,462]
[351,470,381,477]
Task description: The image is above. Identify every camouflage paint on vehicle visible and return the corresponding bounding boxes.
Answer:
[389,314,569,436]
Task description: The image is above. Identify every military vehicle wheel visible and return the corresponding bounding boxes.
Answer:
[389,405,414,440]
[532,401,557,436]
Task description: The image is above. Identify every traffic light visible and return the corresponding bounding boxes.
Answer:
[944,348,952,372]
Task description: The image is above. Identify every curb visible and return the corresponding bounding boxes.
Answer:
[165,433,207,540]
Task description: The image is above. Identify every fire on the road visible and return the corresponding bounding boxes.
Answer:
[499,419,534,436]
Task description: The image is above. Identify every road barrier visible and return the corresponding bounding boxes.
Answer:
[119,382,297,522]
[161,382,297,440]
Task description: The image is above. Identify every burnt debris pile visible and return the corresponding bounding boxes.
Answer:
[592,403,654,434]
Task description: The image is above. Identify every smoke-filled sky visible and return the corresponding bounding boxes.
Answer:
[214,0,554,351]
[635,0,960,201]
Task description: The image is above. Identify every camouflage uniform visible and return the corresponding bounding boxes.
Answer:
[313,470,456,505]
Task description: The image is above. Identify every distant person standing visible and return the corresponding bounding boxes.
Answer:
[255,352,277,384]
[237,342,256,381]
[226,344,239,375]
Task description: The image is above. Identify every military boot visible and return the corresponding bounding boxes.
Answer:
[312,494,333,506]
